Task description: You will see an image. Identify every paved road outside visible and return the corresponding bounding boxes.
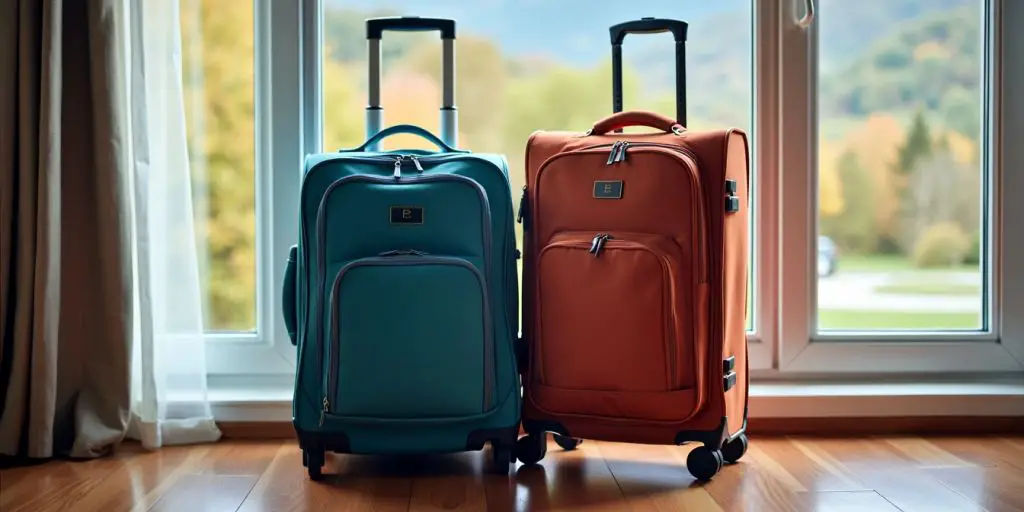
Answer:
[817,271,981,313]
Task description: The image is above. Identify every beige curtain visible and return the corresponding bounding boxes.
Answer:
[0,0,133,460]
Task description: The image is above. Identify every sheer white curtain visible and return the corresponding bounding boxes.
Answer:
[122,0,221,449]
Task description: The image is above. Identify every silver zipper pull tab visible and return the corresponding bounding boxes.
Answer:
[393,156,403,179]
[319,397,329,426]
[606,142,621,165]
[616,142,630,163]
[410,156,423,172]
[591,234,612,257]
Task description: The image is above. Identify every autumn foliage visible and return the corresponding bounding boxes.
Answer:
[179,1,985,330]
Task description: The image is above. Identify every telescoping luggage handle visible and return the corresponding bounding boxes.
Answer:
[365,16,457,152]
[609,17,688,127]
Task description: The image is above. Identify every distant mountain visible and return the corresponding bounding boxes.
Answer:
[816,0,975,72]
[324,0,735,66]
[323,0,982,128]
[325,0,973,70]
[820,3,981,118]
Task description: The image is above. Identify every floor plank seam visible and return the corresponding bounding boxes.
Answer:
[871,490,908,512]
[591,442,635,506]
[231,475,261,512]
[927,468,994,512]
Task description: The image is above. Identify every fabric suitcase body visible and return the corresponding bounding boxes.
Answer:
[281,17,520,481]
[516,18,750,482]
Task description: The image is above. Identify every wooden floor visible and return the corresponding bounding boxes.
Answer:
[2,435,1024,511]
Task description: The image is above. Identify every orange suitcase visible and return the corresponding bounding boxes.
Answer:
[515,17,751,481]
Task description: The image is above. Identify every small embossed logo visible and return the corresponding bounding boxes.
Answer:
[390,206,424,224]
[593,180,623,199]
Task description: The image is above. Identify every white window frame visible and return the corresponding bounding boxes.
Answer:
[204,0,1024,382]
[775,0,1024,374]
[204,0,315,377]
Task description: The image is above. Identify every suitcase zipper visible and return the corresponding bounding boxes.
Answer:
[390,155,424,178]
[393,156,403,178]
[299,153,510,410]
[613,143,706,283]
[602,143,618,164]
[589,233,613,256]
[313,172,493,416]
[326,253,495,418]
[534,144,707,284]
[410,155,424,171]
[611,141,701,167]
[601,235,677,390]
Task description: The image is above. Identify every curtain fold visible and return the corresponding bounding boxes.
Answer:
[123,0,221,449]
[0,0,219,461]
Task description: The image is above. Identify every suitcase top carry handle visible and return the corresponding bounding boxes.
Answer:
[609,17,687,127]
[588,111,685,136]
[351,124,468,154]
[365,16,458,151]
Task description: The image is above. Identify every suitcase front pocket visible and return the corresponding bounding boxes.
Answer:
[324,253,493,421]
[536,232,691,396]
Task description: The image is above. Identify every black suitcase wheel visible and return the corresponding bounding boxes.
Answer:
[722,433,749,464]
[488,441,515,475]
[686,446,724,481]
[516,433,547,466]
[553,434,581,451]
[304,447,325,481]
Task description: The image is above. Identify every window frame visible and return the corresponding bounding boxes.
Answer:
[203,0,1024,380]
[204,0,309,375]
[775,0,1024,374]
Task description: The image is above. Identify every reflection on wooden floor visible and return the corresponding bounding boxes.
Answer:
[2,435,1023,511]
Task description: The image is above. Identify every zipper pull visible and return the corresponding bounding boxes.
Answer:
[616,142,630,163]
[379,249,427,257]
[319,397,329,426]
[410,155,424,172]
[393,156,403,179]
[606,142,622,165]
[590,234,613,257]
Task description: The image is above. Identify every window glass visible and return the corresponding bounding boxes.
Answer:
[321,0,756,330]
[180,0,258,332]
[815,0,986,332]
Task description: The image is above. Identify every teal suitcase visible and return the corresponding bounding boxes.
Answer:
[281,17,521,481]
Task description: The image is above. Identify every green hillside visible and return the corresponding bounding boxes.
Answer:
[820,4,982,139]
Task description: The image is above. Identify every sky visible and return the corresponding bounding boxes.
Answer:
[325,0,744,65]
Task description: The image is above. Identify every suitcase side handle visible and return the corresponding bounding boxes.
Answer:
[588,110,684,137]
[365,16,458,151]
[609,17,687,127]
[351,124,469,154]
[283,245,298,346]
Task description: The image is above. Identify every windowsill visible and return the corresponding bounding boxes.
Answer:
[206,375,1024,422]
